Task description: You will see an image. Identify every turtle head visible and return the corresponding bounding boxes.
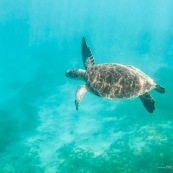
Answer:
[66,69,86,81]
[66,69,78,79]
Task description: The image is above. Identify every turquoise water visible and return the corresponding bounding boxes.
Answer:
[0,0,173,172]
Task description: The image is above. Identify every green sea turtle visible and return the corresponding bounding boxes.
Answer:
[66,37,165,113]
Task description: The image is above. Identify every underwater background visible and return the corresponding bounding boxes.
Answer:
[0,0,173,172]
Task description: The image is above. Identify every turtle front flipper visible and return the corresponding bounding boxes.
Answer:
[82,37,95,69]
[139,93,155,113]
[75,85,88,110]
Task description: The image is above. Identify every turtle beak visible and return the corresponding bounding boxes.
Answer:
[66,70,70,77]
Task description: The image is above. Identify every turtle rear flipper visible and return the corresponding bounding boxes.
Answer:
[154,84,165,93]
[140,93,155,113]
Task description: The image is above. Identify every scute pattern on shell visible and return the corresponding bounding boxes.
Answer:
[85,64,156,99]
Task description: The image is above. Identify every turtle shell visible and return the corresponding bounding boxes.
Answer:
[85,63,156,99]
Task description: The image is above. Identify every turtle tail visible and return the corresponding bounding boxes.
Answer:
[154,84,165,93]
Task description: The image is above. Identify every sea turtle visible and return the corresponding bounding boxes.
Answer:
[66,37,165,113]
